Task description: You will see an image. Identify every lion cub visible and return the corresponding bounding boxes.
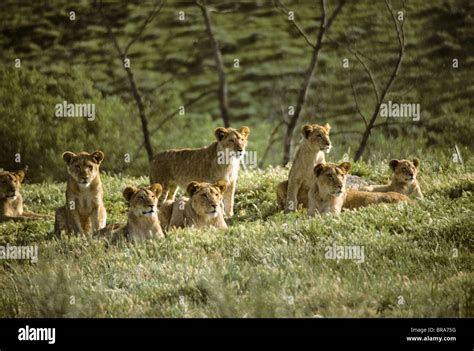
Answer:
[276,123,331,212]
[308,162,411,216]
[150,127,249,217]
[308,162,351,216]
[361,159,423,199]
[104,184,164,243]
[0,167,45,222]
[54,151,107,236]
[159,180,228,231]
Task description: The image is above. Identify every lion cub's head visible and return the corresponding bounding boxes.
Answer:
[302,123,331,152]
[0,168,26,201]
[62,151,104,188]
[215,126,250,154]
[187,180,227,218]
[123,184,163,218]
[389,159,420,184]
[314,162,351,196]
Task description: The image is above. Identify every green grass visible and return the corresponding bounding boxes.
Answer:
[0,161,472,317]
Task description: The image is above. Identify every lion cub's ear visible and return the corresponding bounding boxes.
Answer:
[314,163,326,177]
[302,124,314,138]
[389,159,400,171]
[91,151,105,164]
[322,123,331,133]
[215,127,229,141]
[13,169,27,183]
[338,162,352,174]
[412,158,420,169]
[123,187,139,202]
[187,181,202,197]
[62,151,77,164]
[149,183,163,198]
[239,126,250,139]
[213,180,228,194]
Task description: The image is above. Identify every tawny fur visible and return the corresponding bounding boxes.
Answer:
[100,184,165,244]
[54,151,107,237]
[308,162,351,216]
[276,123,332,212]
[343,190,412,210]
[150,126,250,217]
[0,168,45,222]
[159,181,228,231]
[308,162,412,216]
[361,158,423,199]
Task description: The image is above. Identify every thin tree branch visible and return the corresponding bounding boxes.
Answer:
[131,89,215,159]
[124,0,165,55]
[354,0,405,161]
[97,0,155,161]
[348,68,368,127]
[274,0,316,49]
[282,0,346,165]
[196,0,230,127]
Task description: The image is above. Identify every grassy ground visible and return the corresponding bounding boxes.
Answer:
[0,158,472,317]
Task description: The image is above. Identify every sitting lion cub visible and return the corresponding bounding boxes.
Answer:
[361,159,423,199]
[276,123,331,212]
[103,184,165,244]
[150,126,250,217]
[54,151,107,236]
[159,180,228,231]
[0,167,45,222]
[308,162,411,216]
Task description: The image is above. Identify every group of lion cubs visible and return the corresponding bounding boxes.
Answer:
[0,123,423,243]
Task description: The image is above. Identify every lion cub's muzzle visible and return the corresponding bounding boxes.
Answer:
[5,189,18,200]
[321,142,332,153]
[142,205,157,216]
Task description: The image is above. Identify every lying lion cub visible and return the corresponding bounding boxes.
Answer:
[102,184,165,244]
[308,162,411,216]
[54,151,107,236]
[308,162,351,216]
[159,180,228,231]
[150,126,250,217]
[361,158,423,199]
[0,167,45,222]
[277,123,331,212]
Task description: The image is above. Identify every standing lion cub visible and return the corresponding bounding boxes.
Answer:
[361,158,423,199]
[276,123,331,212]
[54,151,107,236]
[150,126,250,217]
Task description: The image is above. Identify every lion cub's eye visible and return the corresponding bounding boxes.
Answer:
[75,165,81,170]
[88,166,93,171]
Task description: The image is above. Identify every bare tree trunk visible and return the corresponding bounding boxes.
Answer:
[196,0,230,127]
[278,0,345,165]
[97,1,162,162]
[353,0,405,161]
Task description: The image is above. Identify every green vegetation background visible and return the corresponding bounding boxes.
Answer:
[0,1,472,317]
[0,0,472,180]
